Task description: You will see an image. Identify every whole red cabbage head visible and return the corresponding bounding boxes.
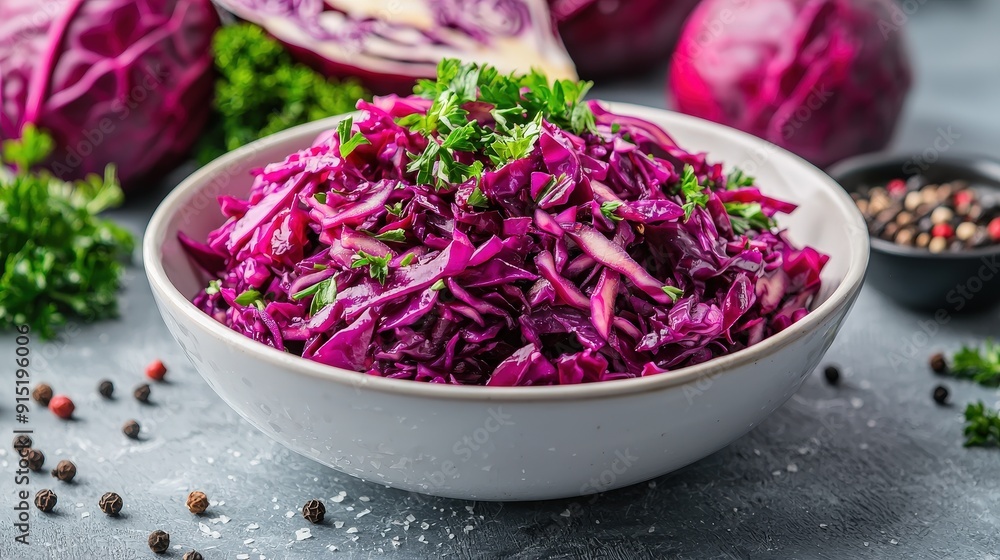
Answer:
[549,0,701,79]
[210,0,578,95]
[0,0,218,186]
[668,0,911,168]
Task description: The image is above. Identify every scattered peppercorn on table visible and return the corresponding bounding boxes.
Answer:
[4,5,1000,558]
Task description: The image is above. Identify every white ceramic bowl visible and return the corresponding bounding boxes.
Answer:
[144,104,868,501]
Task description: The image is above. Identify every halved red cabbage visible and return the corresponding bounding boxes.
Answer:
[0,0,218,186]
[182,93,828,386]
[210,0,577,95]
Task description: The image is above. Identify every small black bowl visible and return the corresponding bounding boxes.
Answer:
[827,154,1000,312]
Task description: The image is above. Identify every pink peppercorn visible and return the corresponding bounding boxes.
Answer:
[886,178,907,195]
[931,223,954,239]
[49,395,75,419]
[145,360,167,381]
[988,218,1000,241]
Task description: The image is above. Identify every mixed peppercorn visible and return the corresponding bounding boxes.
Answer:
[853,177,1000,252]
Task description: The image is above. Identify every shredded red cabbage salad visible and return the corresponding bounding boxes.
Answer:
[181,60,829,386]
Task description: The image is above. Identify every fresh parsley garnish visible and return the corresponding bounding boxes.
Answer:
[385,201,405,216]
[338,117,370,158]
[314,192,327,205]
[950,341,1000,386]
[725,202,775,235]
[373,229,407,242]
[291,277,338,316]
[0,126,134,339]
[964,401,1000,447]
[466,186,489,208]
[401,59,597,190]
[399,253,416,267]
[205,280,222,295]
[661,285,683,302]
[678,165,709,221]
[600,201,624,222]
[430,279,447,291]
[234,289,263,307]
[726,169,755,190]
[351,251,392,285]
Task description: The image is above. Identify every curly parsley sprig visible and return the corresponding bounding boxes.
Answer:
[398,59,597,191]
[0,126,134,339]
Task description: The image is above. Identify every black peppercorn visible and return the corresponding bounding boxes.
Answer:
[32,383,53,406]
[933,385,949,405]
[929,352,947,373]
[148,530,170,553]
[98,380,115,399]
[34,489,57,512]
[25,448,45,472]
[51,459,77,482]
[122,419,141,439]
[183,551,204,560]
[99,492,123,516]
[302,499,326,523]
[13,434,32,452]
[823,365,840,386]
[134,383,151,403]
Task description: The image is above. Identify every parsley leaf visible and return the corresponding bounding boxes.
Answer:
[467,187,489,208]
[373,229,407,242]
[399,253,416,267]
[234,289,263,307]
[600,201,624,222]
[964,401,1000,447]
[351,251,392,285]
[678,165,709,221]
[661,285,684,302]
[205,280,222,295]
[950,341,1000,386]
[430,279,447,291]
[725,202,775,235]
[311,278,338,316]
[385,201,405,216]
[337,117,370,158]
[726,169,756,190]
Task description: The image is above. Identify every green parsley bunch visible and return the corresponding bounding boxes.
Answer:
[0,126,134,338]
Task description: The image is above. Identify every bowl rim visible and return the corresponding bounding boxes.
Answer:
[143,102,870,402]
[827,152,1000,260]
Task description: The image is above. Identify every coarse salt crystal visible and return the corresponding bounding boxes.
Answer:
[334,521,344,529]
[346,527,358,534]
[295,528,312,541]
